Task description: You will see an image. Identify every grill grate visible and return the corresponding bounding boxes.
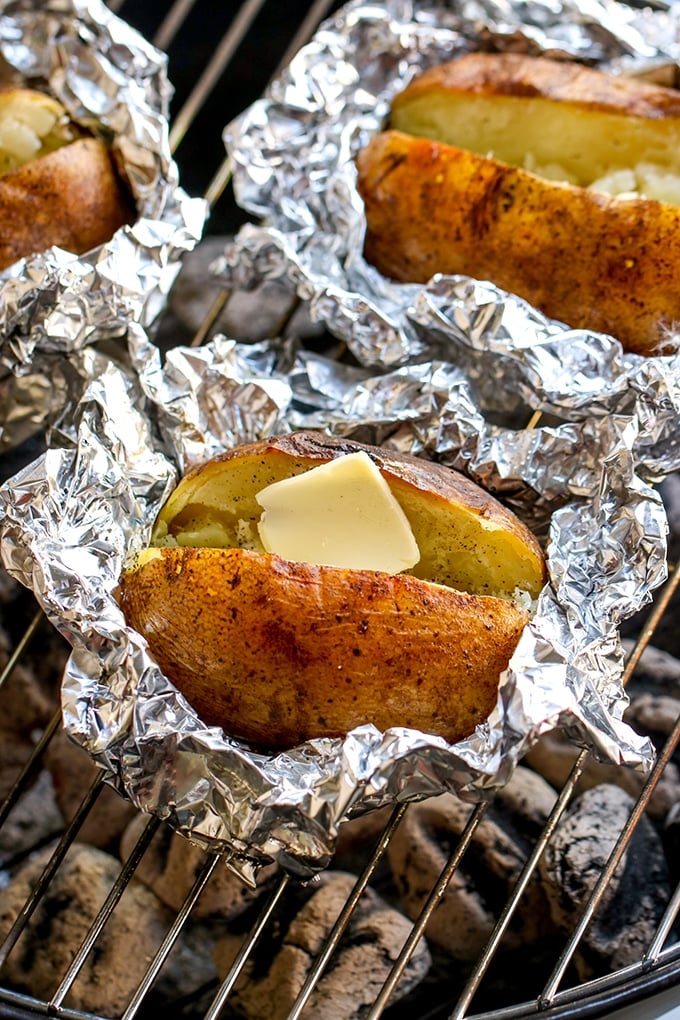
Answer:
[0,1,680,1018]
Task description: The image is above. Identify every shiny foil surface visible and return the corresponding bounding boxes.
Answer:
[0,0,207,453]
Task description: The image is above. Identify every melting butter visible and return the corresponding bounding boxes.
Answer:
[255,451,420,573]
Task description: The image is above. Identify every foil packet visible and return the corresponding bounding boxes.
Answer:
[0,0,207,453]
[217,0,680,482]
[0,323,668,880]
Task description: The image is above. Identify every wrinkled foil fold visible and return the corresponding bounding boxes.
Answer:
[0,320,668,878]
[217,0,680,482]
[0,0,207,452]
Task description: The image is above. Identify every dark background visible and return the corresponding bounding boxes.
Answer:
[112,0,345,237]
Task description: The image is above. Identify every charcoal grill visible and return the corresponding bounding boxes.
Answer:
[0,1,680,1018]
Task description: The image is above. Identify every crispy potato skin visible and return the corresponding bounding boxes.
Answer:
[117,547,529,750]
[392,52,680,119]
[356,129,680,356]
[117,432,546,750]
[0,136,134,270]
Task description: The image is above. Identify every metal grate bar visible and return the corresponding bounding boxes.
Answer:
[0,612,41,693]
[0,776,107,969]
[449,750,590,1020]
[203,872,291,1020]
[648,881,680,966]
[623,561,680,672]
[451,559,680,1018]
[289,803,409,1019]
[645,881,680,966]
[273,0,338,76]
[540,706,680,1007]
[120,850,223,1020]
[369,802,490,1020]
[0,4,679,1020]
[48,815,162,1009]
[152,0,200,54]
[167,0,267,154]
[189,287,233,348]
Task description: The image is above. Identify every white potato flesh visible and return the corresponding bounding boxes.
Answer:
[391,93,680,203]
[0,90,74,175]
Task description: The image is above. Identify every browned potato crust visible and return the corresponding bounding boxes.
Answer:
[118,546,530,749]
[0,88,134,270]
[357,53,680,356]
[357,129,680,356]
[392,52,680,128]
[117,433,546,750]
[0,136,134,270]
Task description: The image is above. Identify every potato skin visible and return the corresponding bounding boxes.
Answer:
[117,546,529,750]
[118,432,546,750]
[392,52,680,120]
[356,128,680,356]
[0,136,134,270]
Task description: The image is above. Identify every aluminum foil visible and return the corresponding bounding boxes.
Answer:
[0,0,207,453]
[0,317,668,880]
[217,0,680,483]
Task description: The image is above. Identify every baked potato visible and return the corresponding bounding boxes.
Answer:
[356,53,680,356]
[116,432,547,750]
[0,87,134,270]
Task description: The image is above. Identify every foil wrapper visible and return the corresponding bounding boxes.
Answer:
[217,0,680,482]
[0,322,668,879]
[0,0,207,453]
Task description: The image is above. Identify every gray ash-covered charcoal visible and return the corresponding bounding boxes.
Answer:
[212,870,431,1019]
[621,640,680,701]
[45,728,138,852]
[525,657,680,824]
[387,766,558,960]
[0,570,69,862]
[625,693,680,747]
[0,841,218,1014]
[525,692,680,822]
[539,784,671,980]
[0,769,63,867]
[0,616,55,803]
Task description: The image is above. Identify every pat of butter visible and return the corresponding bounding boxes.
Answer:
[255,451,420,573]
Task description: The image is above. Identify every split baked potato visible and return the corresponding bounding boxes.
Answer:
[356,53,680,356]
[0,87,134,270]
[116,432,547,750]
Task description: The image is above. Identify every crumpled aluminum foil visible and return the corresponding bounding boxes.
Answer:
[0,0,207,452]
[217,0,680,482]
[0,317,669,880]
